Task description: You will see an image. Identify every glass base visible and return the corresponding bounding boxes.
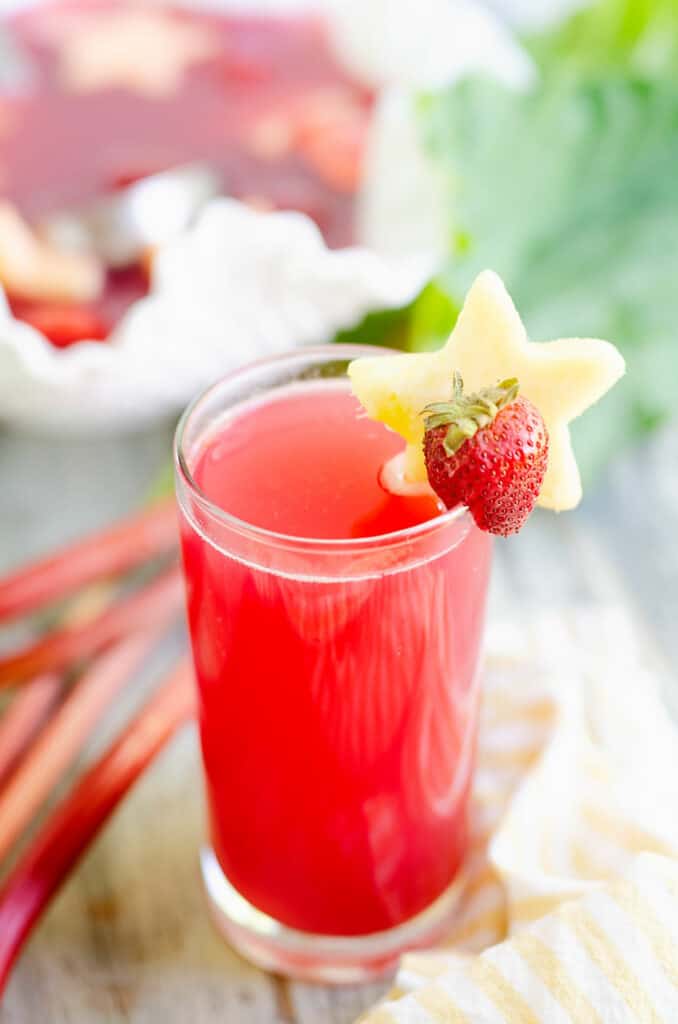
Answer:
[201,848,464,984]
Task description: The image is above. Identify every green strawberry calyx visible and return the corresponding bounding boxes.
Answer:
[422,372,520,456]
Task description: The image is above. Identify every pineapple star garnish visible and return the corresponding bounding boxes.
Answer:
[349,270,625,511]
[57,11,216,99]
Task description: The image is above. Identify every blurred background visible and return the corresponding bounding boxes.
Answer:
[0,0,675,677]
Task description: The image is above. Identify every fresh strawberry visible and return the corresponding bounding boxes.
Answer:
[423,372,548,536]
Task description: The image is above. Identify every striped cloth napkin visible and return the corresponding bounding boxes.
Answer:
[360,608,678,1022]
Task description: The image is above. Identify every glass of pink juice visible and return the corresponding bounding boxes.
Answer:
[174,346,492,982]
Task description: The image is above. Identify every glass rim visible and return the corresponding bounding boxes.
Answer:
[174,344,468,551]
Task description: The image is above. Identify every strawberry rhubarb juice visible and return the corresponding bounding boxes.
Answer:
[174,347,492,981]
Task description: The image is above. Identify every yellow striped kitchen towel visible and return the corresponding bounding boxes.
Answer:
[360,608,678,1022]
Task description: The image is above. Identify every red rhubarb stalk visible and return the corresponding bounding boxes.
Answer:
[0,498,177,623]
[0,660,194,997]
[0,628,169,862]
[0,677,62,789]
[0,567,184,689]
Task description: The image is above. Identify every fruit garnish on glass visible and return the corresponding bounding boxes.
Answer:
[349,269,626,530]
[421,372,548,536]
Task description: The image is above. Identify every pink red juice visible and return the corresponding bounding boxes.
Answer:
[179,382,491,935]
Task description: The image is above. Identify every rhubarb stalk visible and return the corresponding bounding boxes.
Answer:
[0,567,184,688]
[0,660,194,997]
[0,498,177,623]
[0,628,169,862]
[0,677,62,789]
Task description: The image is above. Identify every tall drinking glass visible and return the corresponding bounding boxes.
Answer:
[174,347,492,982]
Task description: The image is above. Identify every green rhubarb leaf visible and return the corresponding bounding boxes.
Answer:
[332,280,459,355]
[411,74,678,481]
[527,0,678,82]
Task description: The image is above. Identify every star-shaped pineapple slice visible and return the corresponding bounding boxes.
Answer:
[349,270,625,511]
[57,10,216,99]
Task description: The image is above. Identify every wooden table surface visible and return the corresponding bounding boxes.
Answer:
[0,417,675,1023]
